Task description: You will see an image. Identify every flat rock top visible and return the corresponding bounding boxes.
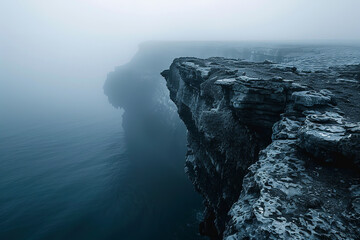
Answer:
[174,57,360,121]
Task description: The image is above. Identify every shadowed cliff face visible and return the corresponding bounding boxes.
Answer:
[104,42,360,239]
[103,43,298,236]
[103,42,296,239]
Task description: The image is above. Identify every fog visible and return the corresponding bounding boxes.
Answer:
[1,1,360,239]
[1,0,360,122]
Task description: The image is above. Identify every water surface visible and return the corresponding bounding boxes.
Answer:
[0,87,204,240]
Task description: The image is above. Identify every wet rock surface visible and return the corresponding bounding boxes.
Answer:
[162,57,360,239]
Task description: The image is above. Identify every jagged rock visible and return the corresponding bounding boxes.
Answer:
[297,112,360,167]
[291,90,334,108]
[162,57,360,239]
[225,114,360,240]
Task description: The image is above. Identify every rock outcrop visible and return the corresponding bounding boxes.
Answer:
[162,57,360,239]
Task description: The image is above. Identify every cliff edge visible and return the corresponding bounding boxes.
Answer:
[162,57,360,239]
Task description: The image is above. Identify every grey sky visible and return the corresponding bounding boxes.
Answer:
[0,0,359,119]
[2,0,360,67]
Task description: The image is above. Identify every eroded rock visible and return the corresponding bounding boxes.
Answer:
[162,57,360,239]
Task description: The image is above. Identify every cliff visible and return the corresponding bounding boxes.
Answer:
[162,57,360,239]
[104,42,360,167]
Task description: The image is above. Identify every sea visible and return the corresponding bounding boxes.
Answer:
[0,81,204,240]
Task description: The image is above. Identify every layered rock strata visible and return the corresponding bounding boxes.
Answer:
[161,57,360,239]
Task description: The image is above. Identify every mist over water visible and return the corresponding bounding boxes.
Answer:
[0,61,204,240]
[1,1,360,240]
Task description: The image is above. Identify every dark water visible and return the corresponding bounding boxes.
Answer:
[0,95,204,240]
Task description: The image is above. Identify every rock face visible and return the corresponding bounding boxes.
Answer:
[162,57,360,239]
